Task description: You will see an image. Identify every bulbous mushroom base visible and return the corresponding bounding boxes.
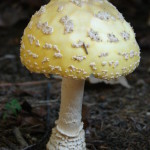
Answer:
[46,127,86,150]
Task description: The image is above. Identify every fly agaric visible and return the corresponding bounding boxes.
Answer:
[20,0,140,149]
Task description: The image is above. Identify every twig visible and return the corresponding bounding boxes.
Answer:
[46,83,51,129]
[0,54,16,61]
[13,127,28,148]
[0,80,49,87]
[83,42,88,55]
[29,99,58,107]
[22,144,36,150]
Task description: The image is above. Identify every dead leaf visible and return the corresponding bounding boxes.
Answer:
[88,76,131,89]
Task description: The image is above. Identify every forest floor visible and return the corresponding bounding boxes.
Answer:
[0,0,150,150]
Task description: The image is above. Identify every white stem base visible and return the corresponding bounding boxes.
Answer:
[47,128,86,150]
[47,78,86,150]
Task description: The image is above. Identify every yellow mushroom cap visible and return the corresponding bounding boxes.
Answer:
[20,0,140,80]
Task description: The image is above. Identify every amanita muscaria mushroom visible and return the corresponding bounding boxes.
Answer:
[20,0,140,149]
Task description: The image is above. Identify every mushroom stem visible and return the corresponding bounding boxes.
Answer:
[57,77,85,136]
[47,77,86,150]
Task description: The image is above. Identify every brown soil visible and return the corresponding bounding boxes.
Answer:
[0,0,150,150]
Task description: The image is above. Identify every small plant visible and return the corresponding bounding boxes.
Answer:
[3,99,22,119]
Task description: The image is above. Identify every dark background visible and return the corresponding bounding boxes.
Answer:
[0,0,150,150]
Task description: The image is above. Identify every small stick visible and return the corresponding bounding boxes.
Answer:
[0,80,49,87]
[83,43,88,55]
[13,127,28,148]
[23,144,36,150]
[46,83,51,129]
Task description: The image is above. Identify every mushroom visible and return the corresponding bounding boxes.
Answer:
[20,0,140,149]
